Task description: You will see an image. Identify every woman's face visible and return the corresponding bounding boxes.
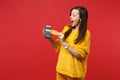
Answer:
[70,9,81,27]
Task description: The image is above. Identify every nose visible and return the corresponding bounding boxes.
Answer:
[69,16,72,19]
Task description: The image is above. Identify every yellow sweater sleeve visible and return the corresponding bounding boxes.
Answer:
[54,25,70,52]
[72,30,91,58]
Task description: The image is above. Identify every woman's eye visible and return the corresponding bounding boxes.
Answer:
[71,14,76,17]
[73,15,76,17]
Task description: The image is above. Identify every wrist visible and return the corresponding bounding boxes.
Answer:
[63,42,69,49]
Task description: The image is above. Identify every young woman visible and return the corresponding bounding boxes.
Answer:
[43,6,91,80]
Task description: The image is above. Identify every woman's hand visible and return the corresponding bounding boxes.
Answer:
[57,32,69,49]
[57,32,64,43]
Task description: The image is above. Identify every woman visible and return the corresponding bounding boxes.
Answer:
[44,6,91,80]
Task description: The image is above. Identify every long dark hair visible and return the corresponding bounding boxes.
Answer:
[64,6,88,44]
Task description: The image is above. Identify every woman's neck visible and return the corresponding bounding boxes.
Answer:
[74,23,80,31]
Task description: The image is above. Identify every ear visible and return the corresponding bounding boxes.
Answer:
[80,18,82,21]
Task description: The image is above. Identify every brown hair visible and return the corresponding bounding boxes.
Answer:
[64,6,88,44]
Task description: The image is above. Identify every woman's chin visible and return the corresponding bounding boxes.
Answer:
[71,24,74,26]
[71,23,76,27]
[71,24,75,27]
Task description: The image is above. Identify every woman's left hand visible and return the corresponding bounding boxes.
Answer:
[57,32,64,43]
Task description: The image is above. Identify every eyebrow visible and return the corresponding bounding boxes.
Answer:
[72,13,77,15]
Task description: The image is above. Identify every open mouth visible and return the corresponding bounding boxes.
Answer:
[71,19,74,24]
[71,19,74,26]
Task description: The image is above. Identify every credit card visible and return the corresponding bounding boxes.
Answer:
[51,29,58,35]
